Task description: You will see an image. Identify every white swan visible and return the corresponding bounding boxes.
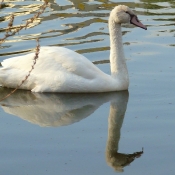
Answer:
[0,5,147,93]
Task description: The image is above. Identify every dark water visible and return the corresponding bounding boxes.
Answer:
[0,0,175,174]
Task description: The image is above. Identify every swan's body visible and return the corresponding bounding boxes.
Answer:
[1,47,120,92]
[0,5,146,93]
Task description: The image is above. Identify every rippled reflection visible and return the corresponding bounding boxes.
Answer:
[0,0,140,58]
[0,88,143,171]
[1,0,174,61]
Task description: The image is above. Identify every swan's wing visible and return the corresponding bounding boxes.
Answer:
[1,46,103,79]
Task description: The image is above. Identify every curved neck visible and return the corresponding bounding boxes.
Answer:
[109,18,128,83]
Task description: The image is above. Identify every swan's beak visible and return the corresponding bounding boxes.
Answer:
[130,15,147,30]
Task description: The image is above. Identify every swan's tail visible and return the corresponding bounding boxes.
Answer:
[0,66,27,89]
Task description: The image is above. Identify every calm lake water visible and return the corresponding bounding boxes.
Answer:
[0,0,175,174]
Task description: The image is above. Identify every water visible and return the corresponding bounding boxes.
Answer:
[0,0,175,174]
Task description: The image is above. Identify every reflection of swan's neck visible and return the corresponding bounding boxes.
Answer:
[109,17,129,87]
[106,101,125,153]
[106,93,128,172]
[106,93,143,172]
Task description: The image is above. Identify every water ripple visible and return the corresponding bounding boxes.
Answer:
[0,0,175,61]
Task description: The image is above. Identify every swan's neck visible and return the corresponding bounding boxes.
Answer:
[109,18,129,87]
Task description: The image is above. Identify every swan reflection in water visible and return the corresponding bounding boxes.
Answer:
[0,88,143,172]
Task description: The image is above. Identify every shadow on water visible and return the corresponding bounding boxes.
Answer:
[0,87,143,171]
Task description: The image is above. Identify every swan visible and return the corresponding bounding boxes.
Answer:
[0,5,147,93]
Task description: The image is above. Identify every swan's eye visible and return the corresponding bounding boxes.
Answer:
[125,12,139,23]
[125,11,133,18]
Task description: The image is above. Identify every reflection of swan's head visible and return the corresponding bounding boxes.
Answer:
[106,151,143,172]
[110,5,147,30]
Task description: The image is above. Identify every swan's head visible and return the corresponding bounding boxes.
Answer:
[110,5,147,30]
